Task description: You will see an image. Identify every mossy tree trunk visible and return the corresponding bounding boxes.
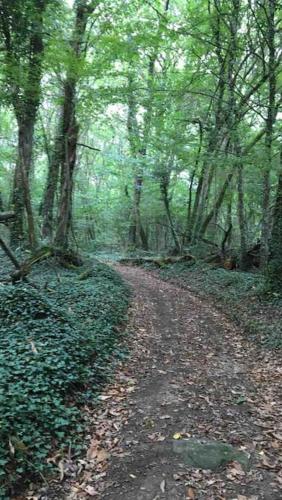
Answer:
[41,107,65,240]
[0,0,47,248]
[260,0,277,268]
[268,148,282,291]
[54,0,94,250]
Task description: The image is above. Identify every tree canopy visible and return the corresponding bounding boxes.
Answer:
[0,0,281,282]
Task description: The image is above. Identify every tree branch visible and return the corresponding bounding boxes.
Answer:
[77,142,101,152]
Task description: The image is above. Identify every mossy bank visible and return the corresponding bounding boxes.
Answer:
[0,260,130,498]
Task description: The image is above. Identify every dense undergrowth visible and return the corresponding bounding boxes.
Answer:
[142,260,282,349]
[0,260,130,498]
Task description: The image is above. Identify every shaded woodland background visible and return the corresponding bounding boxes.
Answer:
[0,0,281,287]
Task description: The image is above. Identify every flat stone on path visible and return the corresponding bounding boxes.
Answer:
[172,438,250,470]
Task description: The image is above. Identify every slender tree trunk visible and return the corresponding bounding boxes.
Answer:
[268,146,282,290]
[127,76,149,251]
[226,194,233,248]
[237,162,248,270]
[185,169,196,244]
[191,137,219,243]
[41,110,64,239]
[0,192,4,212]
[191,1,229,243]
[185,121,203,245]
[129,173,148,250]
[160,175,181,253]
[260,0,277,268]
[127,1,170,251]
[200,171,234,237]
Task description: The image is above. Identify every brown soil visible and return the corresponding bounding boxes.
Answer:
[34,265,282,500]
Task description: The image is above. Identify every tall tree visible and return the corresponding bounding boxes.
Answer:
[260,0,278,268]
[0,0,48,247]
[268,145,282,290]
[126,0,170,251]
[53,0,99,249]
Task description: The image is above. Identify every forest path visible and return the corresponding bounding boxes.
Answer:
[91,264,281,500]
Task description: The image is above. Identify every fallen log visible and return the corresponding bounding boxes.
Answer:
[0,211,15,223]
[0,236,21,270]
[0,241,83,283]
[10,246,53,282]
[119,254,195,267]
[10,247,83,280]
[0,236,38,287]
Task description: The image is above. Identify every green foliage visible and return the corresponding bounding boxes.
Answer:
[0,262,129,496]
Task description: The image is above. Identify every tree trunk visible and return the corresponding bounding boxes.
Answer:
[260,0,277,268]
[41,111,64,239]
[11,118,37,248]
[126,2,170,251]
[160,175,181,253]
[3,0,47,248]
[237,162,248,270]
[226,195,233,248]
[185,120,203,245]
[199,171,234,238]
[54,0,91,249]
[128,173,148,251]
[0,192,4,212]
[54,82,78,249]
[268,146,282,290]
[127,74,149,251]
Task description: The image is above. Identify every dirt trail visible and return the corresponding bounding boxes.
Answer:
[41,264,281,500]
[92,265,281,500]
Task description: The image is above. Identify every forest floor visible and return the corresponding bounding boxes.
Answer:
[49,264,282,500]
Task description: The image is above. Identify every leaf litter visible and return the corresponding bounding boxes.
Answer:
[28,265,281,499]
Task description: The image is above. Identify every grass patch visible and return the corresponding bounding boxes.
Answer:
[0,261,130,497]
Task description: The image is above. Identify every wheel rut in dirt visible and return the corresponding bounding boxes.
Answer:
[98,265,281,500]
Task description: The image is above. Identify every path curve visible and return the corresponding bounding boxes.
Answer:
[98,265,281,500]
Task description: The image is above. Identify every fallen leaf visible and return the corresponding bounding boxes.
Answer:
[186,486,195,499]
[58,460,64,481]
[271,432,282,441]
[228,461,245,476]
[87,442,110,463]
[271,440,280,449]
[148,432,165,442]
[84,485,98,496]
[87,441,100,460]
[96,449,110,463]
[173,432,182,440]
[261,456,278,469]
[237,496,259,500]
[30,341,38,354]
[160,479,166,493]
[8,439,15,456]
